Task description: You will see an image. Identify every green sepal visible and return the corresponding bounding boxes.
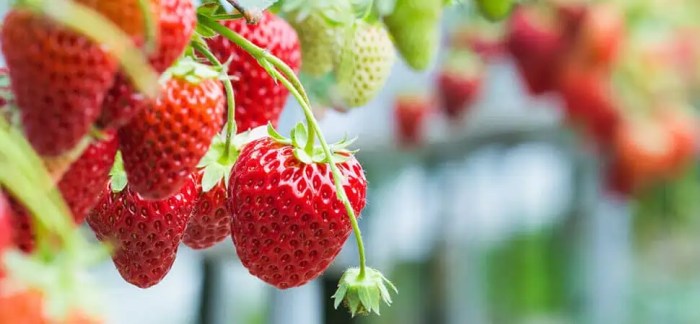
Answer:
[164,57,221,84]
[291,122,308,148]
[267,123,292,145]
[333,267,398,317]
[197,125,267,192]
[109,151,127,193]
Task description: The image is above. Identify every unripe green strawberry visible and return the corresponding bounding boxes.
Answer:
[384,0,442,71]
[286,0,352,76]
[336,22,395,108]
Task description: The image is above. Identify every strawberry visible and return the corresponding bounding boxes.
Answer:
[572,4,623,69]
[182,170,231,250]
[558,63,620,148]
[506,7,567,95]
[0,195,12,277]
[57,131,119,224]
[98,0,196,129]
[87,170,197,288]
[1,9,118,156]
[206,12,301,132]
[384,0,442,71]
[336,21,395,108]
[285,0,352,77]
[395,94,433,146]
[5,133,118,252]
[437,50,484,119]
[0,288,46,324]
[118,59,225,200]
[228,135,367,289]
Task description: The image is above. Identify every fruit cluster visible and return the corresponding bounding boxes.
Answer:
[0,0,479,320]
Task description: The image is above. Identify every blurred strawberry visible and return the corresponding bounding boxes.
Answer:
[506,7,568,95]
[437,50,483,119]
[558,63,621,148]
[660,111,698,174]
[613,119,676,191]
[0,195,11,277]
[572,4,624,69]
[451,26,505,61]
[395,94,433,146]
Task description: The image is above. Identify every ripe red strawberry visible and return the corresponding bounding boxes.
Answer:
[206,12,301,132]
[229,137,367,289]
[58,131,119,224]
[87,176,197,288]
[395,94,433,146]
[118,60,225,200]
[182,170,231,249]
[506,7,567,95]
[437,50,483,119]
[1,9,118,156]
[0,195,12,277]
[98,0,196,129]
[558,63,621,148]
[573,4,623,69]
[5,133,118,252]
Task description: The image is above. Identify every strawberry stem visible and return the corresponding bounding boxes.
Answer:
[198,14,369,278]
[192,41,237,157]
[137,0,158,55]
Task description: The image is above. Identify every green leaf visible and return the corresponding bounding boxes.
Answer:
[291,123,308,149]
[333,284,349,309]
[293,148,313,164]
[202,164,225,192]
[267,123,291,144]
[109,152,128,192]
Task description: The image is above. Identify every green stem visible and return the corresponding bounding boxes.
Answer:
[192,41,237,156]
[197,14,311,106]
[270,69,367,278]
[198,13,367,277]
[137,0,158,55]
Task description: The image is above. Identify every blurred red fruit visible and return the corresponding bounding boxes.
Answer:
[437,50,483,119]
[506,7,568,95]
[574,4,624,69]
[395,94,433,146]
[558,63,621,148]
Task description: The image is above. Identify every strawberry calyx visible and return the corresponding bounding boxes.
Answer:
[196,125,267,193]
[109,152,127,193]
[164,57,221,84]
[267,123,357,165]
[333,267,398,317]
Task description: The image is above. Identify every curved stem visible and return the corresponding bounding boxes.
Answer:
[192,41,237,156]
[271,69,366,278]
[198,13,367,277]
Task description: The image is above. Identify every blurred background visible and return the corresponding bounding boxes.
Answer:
[4,0,700,323]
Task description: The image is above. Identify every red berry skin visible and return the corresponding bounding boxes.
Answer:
[1,9,118,156]
[98,0,196,129]
[506,8,566,95]
[229,138,367,289]
[437,71,481,119]
[118,76,225,200]
[7,198,34,253]
[87,177,197,288]
[58,131,119,224]
[5,133,118,253]
[182,171,231,250]
[394,95,432,146]
[0,195,12,277]
[206,12,301,132]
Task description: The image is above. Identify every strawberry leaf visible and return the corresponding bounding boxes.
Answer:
[291,122,308,149]
[109,152,128,192]
[267,123,291,144]
[293,147,313,164]
[202,164,225,193]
